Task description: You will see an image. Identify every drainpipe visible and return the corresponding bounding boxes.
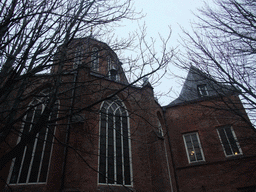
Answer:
[163,108,180,192]
[60,69,78,192]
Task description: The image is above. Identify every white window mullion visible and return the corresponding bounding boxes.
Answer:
[121,115,125,185]
[106,113,109,184]
[113,113,117,184]
[127,114,133,186]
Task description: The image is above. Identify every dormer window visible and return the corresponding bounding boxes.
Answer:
[91,47,99,71]
[197,84,208,97]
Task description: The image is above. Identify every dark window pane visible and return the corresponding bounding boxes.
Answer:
[218,128,232,155]
[186,141,193,149]
[99,161,106,183]
[108,111,114,184]
[124,163,131,185]
[184,135,191,143]
[108,153,114,184]
[195,148,203,160]
[29,128,46,182]
[39,150,50,182]
[225,127,240,154]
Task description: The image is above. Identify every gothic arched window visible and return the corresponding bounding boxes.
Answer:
[91,47,99,71]
[8,93,58,184]
[98,96,132,185]
[74,45,83,69]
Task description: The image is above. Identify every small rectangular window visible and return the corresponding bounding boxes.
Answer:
[197,84,208,97]
[217,126,242,157]
[183,132,205,163]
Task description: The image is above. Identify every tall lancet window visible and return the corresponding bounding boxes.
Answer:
[8,92,58,184]
[98,96,132,186]
[91,47,99,71]
[74,45,83,69]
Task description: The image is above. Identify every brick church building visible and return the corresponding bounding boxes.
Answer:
[1,37,256,192]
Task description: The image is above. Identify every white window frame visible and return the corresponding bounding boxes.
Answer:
[183,132,205,163]
[217,126,242,157]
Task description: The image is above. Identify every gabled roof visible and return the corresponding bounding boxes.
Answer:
[165,66,238,108]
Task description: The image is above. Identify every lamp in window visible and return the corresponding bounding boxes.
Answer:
[183,132,205,163]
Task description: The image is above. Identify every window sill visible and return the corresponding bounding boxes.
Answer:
[225,153,243,159]
[188,160,206,165]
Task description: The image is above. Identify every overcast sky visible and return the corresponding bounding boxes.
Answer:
[113,0,213,105]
